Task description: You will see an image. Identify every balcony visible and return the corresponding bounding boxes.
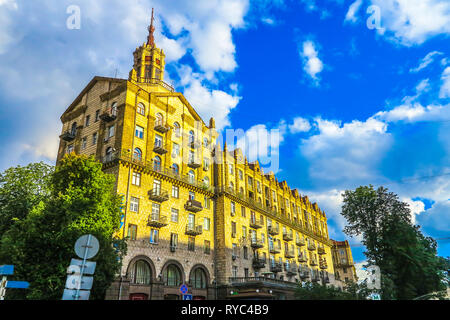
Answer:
[270,262,283,273]
[250,239,264,249]
[318,246,326,255]
[296,238,306,247]
[321,272,330,284]
[187,159,202,169]
[283,232,293,242]
[299,269,310,280]
[298,254,308,263]
[60,131,76,142]
[310,259,318,266]
[99,107,117,122]
[308,242,317,251]
[184,199,203,213]
[285,249,296,259]
[267,225,279,236]
[252,258,266,270]
[147,214,168,228]
[284,263,298,276]
[269,246,281,254]
[249,218,263,229]
[185,224,203,236]
[148,189,169,202]
[319,258,328,270]
[228,276,299,290]
[153,143,168,155]
[154,121,170,134]
[189,140,201,149]
[311,271,321,282]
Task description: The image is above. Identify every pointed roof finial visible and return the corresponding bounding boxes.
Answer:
[147,8,155,47]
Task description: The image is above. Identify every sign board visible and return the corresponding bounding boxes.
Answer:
[65,275,94,290]
[68,258,96,275]
[182,294,193,300]
[74,235,99,259]
[179,284,188,295]
[5,281,29,289]
[62,289,90,301]
[370,293,381,300]
[0,265,14,276]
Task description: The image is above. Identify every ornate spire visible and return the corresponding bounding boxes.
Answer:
[147,8,155,47]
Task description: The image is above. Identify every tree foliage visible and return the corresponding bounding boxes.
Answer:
[0,154,127,300]
[295,281,372,300]
[341,185,448,300]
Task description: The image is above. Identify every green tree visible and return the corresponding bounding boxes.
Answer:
[341,185,448,300]
[0,154,127,300]
[295,281,372,300]
[0,162,53,236]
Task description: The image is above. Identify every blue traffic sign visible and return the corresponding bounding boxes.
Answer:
[182,294,193,300]
[179,284,188,295]
[6,281,29,289]
[0,265,14,276]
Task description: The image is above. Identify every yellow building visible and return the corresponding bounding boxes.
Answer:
[331,240,358,287]
[56,12,338,300]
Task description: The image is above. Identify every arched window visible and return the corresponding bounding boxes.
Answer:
[137,103,145,115]
[173,122,181,138]
[189,130,195,144]
[239,187,244,195]
[229,181,234,191]
[105,147,113,162]
[131,260,151,285]
[203,176,210,187]
[133,148,142,161]
[172,163,179,175]
[188,170,195,183]
[155,113,163,126]
[71,122,77,135]
[190,268,207,289]
[165,264,182,287]
[153,156,162,171]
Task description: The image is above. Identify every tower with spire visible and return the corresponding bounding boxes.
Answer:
[129,8,170,91]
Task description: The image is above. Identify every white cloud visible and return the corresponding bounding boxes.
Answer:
[374,103,449,123]
[402,198,426,225]
[300,40,324,85]
[439,66,450,98]
[409,51,444,73]
[345,0,363,24]
[369,0,450,46]
[289,117,311,133]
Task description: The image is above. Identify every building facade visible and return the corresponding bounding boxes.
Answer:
[331,240,358,287]
[56,14,345,300]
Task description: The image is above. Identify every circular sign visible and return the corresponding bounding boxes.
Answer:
[74,234,99,259]
[179,284,188,295]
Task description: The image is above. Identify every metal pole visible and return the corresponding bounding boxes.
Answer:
[0,276,7,300]
[75,234,91,300]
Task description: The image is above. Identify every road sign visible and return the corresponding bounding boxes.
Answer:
[182,294,193,300]
[5,281,29,289]
[0,265,14,276]
[179,284,188,295]
[65,275,94,290]
[62,289,90,301]
[74,234,99,259]
[68,258,96,275]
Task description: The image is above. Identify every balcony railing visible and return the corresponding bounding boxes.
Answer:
[298,254,308,263]
[148,189,169,202]
[284,263,298,276]
[147,214,168,228]
[285,249,296,259]
[99,107,117,122]
[299,268,310,280]
[136,77,175,92]
[308,242,317,251]
[296,238,306,246]
[185,199,203,212]
[283,232,293,242]
[187,159,202,169]
[185,224,203,236]
[267,225,279,236]
[252,258,266,270]
[319,258,328,270]
[310,259,318,266]
[153,143,168,155]
[270,262,283,273]
[269,246,281,254]
[250,239,264,249]
[318,246,326,255]
[228,277,298,289]
[60,131,76,142]
[189,140,202,149]
[154,121,170,134]
[249,218,263,229]
[311,271,321,282]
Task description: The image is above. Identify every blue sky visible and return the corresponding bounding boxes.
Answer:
[0,0,449,264]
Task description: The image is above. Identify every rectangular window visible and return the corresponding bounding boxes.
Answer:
[243,246,248,260]
[171,208,179,223]
[92,133,97,145]
[85,115,90,127]
[204,217,210,231]
[154,134,163,147]
[153,179,161,194]
[204,196,210,209]
[231,221,236,238]
[130,197,139,212]
[203,158,210,171]
[172,143,180,158]
[232,266,238,278]
[244,268,249,278]
[132,172,141,186]
[67,145,74,154]
[108,125,115,138]
[204,240,211,255]
[188,237,195,251]
[232,243,238,258]
[239,170,243,180]
[127,224,137,240]
[189,191,195,201]
[149,229,159,244]
[151,203,160,220]
[261,233,265,243]
[241,206,246,218]
[188,214,195,228]
[135,125,144,139]
[229,164,234,174]
[242,226,247,239]
[170,233,178,249]
[172,185,179,198]
[81,137,87,150]
[231,201,235,216]
[95,110,100,122]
